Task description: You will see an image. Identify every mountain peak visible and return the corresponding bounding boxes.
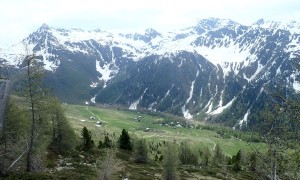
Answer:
[196,17,239,30]
[145,28,161,38]
[91,29,102,33]
[40,23,50,30]
[34,23,52,35]
[254,18,265,25]
[252,19,300,33]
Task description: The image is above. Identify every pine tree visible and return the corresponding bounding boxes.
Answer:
[118,129,132,151]
[103,135,112,148]
[159,154,163,161]
[81,126,93,151]
[98,140,104,149]
[212,144,224,166]
[249,152,256,171]
[232,150,242,172]
[155,154,158,161]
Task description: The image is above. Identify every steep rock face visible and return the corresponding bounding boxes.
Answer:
[96,51,220,117]
[1,17,300,127]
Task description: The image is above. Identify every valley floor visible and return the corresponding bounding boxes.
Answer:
[53,104,265,179]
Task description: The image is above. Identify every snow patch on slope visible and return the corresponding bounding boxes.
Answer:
[129,88,148,110]
[239,109,250,126]
[290,73,300,93]
[91,96,96,104]
[90,82,99,88]
[195,44,251,67]
[182,71,199,119]
[95,59,118,88]
[160,84,174,104]
[206,102,214,114]
[250,62,264,81]
[148,102,157,111]
[210,97,237,115]
[293,81,300,93]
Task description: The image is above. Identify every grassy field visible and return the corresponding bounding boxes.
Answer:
[63,104,265,156]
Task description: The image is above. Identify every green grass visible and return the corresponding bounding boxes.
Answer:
[3,103,266,180]
[63,104,266,156]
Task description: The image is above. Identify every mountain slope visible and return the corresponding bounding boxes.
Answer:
[1,18,300,127]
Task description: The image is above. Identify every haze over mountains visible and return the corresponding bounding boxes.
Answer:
[1,17,300,128]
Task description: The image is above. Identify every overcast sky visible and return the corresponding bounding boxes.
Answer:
[1,0,300,47]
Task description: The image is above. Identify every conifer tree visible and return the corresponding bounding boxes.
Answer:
[103,135,112,148]
[249,152,257,171]
[81,126,93,151]
[212,144,224,166]
[118,129,132,151]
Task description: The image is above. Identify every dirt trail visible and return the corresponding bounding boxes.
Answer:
[85,106,102,121]
[204,138,216,151]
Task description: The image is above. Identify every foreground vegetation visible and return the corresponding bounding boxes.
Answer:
[0,100,263,179]
[2,99,300,179]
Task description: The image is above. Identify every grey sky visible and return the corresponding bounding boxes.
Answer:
[1,0,300,46]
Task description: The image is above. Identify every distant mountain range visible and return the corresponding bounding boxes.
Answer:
[1,17,300,128]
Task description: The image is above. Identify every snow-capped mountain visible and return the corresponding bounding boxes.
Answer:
[253,18,300,34]
[1,17,300,128]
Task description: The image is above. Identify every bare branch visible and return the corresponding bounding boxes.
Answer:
[6,140,29,171]
[6,148,28,171]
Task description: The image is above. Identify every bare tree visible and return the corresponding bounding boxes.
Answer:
[97,149,115,180]
[163,143,178,180]
[24,52,48,172]
[0,79,12,138]
[134,138,148,163]
[179,140,197,165]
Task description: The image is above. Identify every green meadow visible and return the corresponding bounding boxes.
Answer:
[64,104,265,156]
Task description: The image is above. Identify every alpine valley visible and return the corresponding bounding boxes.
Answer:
[1,17,300,128]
